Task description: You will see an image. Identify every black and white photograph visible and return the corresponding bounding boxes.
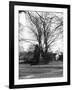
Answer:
[19,10,63,79]
[9,1,70,88]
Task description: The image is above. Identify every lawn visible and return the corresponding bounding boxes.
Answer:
[19,61,63,79]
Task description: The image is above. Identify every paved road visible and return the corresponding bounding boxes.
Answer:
[19,62,63,79]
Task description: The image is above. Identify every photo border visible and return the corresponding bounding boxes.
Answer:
[9,1,70,89]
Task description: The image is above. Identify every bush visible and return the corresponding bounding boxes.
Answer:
[58,54,63,61]
[19,51,34,64]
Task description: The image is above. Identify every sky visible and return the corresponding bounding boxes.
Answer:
[19,11,63,53]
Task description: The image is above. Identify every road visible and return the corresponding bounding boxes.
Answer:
[19,61,63,79]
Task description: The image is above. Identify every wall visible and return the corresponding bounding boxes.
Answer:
[0,0,71,90]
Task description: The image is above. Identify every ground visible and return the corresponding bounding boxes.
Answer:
[19,61,63,79]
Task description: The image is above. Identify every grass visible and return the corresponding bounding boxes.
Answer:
[19,61,63,79]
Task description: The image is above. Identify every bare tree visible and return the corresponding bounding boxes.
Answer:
[36,12,63,61]
[19,11,63,62]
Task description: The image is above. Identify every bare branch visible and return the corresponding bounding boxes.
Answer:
[47,32,62,47]
[35,11,44,22]
[24,25,38,38]
[48,21,63,38]
[19,38,37,46]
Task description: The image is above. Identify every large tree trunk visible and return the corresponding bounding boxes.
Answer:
[37,32,42,63]
[43,22,49,63]
[44,41,48,63]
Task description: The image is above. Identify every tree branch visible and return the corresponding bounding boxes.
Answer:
[19,38,37,46]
